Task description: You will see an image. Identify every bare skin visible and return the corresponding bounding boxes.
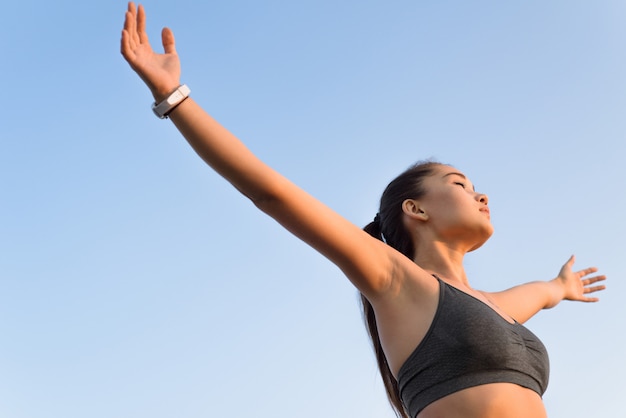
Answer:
[419,384,548,418]
[120,4,606,417]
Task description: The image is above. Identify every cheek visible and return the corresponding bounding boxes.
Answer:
[430,202,463,224]
[431,196,475,223]
[433,192,466,210]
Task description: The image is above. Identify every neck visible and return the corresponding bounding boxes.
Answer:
[413,241,470,286]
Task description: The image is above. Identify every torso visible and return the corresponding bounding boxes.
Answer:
[419,383,547,418]
[371,262,549,418]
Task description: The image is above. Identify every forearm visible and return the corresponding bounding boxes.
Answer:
[529,279,567,310]
[167,97,284,204]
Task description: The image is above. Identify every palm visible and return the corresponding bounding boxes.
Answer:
[121,3,181,101]
[557,256,606,302]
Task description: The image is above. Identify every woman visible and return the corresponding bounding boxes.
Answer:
[120,3,606,417]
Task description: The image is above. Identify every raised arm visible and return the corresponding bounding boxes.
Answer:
[482,255,606,323]
[120,3,424,298]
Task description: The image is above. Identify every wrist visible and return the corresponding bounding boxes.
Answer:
[545,278,566,308]
[152,84,190,119]
[152,83,182,103]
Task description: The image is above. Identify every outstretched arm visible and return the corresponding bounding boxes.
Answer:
[120,3,428,299]
[482,255,606,324]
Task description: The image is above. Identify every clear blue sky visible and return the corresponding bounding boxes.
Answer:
[1,1,624,417]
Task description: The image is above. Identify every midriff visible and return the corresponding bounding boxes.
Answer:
[418,383,547,418]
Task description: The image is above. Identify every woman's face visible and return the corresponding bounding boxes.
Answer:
[417,165,493,250]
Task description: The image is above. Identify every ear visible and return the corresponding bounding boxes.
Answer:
[402,199,429,221]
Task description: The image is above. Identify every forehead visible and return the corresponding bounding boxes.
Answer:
[435,165,466,178]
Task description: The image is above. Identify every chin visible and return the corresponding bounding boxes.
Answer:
[468,228,494,252]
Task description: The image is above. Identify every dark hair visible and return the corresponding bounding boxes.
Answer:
[361,160,442,418]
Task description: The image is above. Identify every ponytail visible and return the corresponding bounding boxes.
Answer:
[361,218,409,418]
[359,161,441,418]
[360,293,409,417]
[363,214,383,241]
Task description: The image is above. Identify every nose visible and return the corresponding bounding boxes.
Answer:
[476,192,489,205]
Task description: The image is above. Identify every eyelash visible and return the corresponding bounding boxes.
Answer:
[454,182,466,189]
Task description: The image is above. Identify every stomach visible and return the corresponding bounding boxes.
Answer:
[418,383,547,418]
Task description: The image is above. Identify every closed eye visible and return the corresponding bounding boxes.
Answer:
[454,182,466,189]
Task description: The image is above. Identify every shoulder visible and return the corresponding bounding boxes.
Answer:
[369,249,440,307]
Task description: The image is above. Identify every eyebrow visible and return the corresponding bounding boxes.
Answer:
[443,172,476,191]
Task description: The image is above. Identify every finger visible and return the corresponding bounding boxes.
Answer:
[578,267,598,277]
[138,4,149,44]
[567,292,600,302]
[584,284,606,294]
[162,27,176,54]
[120,29,133,59]
[128,1,136,16]
[124,9,138,47]
[127,2,136,31]
[122,5,138,54]
[583,275,606,285]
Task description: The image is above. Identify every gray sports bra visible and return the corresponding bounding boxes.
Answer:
[397,276,549,417]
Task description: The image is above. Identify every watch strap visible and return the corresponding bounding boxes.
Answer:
[152,85,191,119]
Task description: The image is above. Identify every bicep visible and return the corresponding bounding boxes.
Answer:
[254,174,398,298]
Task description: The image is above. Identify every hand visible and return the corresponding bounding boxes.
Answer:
[121,2,181,102]
[555,255,606,303]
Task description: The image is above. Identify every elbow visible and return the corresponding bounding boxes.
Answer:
[249,189,281,215]
[231,180,280,211]
[234,172,290,212]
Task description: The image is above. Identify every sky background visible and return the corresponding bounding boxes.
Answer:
[1,1,624,417]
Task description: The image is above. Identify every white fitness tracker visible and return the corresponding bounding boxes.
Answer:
[152,84,191,119]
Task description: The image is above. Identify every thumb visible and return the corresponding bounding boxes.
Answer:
[566,254,575,266]
[161,27,176,54]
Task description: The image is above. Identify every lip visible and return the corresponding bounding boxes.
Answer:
[479,207,490,217]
